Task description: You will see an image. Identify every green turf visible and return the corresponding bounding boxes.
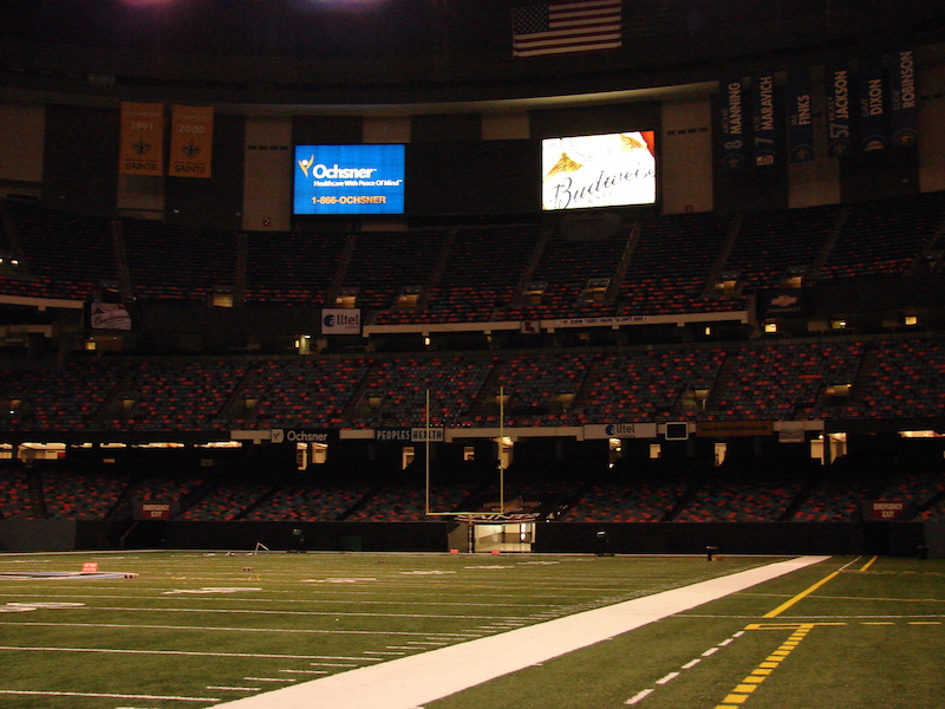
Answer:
[0,552,941,708]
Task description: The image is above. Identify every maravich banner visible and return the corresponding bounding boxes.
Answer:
[119,102,164,176]
[170,105,214,178]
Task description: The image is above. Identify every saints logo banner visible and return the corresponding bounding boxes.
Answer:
[170,105,214,178]
[119,102,164,175]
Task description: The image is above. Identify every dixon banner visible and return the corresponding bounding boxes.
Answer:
[119,102,164,176]
[858,57,888,151]
[170,105,214,178]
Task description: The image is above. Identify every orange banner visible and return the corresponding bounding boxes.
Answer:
[170,105,214,178]
[119,102,164,175]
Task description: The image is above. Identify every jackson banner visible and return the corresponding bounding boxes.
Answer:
[889,49,919,147]
[826,63,853,157]
[858,57,887,151]
[719,77,747,170]
[752,73,777,166]
[170,105,214,177]
[786,68,814,162]
[119,102,164,175]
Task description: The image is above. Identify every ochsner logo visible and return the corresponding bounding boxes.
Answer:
[297,155,377,180]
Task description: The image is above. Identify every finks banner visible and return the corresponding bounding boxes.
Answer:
[119,102,164,176]
[170,105,214,178]
[787,68,814,163]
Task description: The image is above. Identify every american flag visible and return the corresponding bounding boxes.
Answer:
[512,0,622,58]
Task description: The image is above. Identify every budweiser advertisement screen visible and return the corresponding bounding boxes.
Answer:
[541,131,656,210]
[294,145,406,215]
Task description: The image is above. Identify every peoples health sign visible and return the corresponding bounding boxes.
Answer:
[294,144,405,215]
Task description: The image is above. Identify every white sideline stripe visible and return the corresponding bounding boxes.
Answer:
[0,621,429,637]
[0,646,343,660]
[214,556,829,709]
[0,689,219,702]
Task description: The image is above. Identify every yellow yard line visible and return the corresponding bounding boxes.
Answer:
[764,570,840,619]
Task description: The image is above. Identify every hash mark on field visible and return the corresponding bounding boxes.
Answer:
[208,686,261,692]
[656,671,680,685]
[626,689,654,705]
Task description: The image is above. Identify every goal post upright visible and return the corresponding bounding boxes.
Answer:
[423,386,509,520]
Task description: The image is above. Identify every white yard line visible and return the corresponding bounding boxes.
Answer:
[215,556,829,709]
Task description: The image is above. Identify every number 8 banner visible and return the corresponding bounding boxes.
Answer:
[719,77,747,170]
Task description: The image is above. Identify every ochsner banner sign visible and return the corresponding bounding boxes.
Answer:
[321,308,361,336]
[294,144,405,215]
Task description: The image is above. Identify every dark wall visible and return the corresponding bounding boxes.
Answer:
[48,520,938,557]
[530,103,661,139]
[535,522,930,557]
[406,140,539,216]
[43,104,119,216]
[165,112,245,230]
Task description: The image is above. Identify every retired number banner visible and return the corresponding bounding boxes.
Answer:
[719,77,747,170]
[889,49,919,147]
[858,57,887,152]
[119,102,164,175]
[170,105,214,178]
[826,64,853,157]
[752,73,777,167]
[786,68,814,163]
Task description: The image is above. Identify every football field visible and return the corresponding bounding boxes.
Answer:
[0,551,941,708]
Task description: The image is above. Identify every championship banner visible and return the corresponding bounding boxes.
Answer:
[889,49,918,147]
[858,57,887,151]
[752,74,777,166]
[786,68,815,162]
[119,102,164,175]
[170,105,214,177]
[826,63,853,157]
[719,77,747,169]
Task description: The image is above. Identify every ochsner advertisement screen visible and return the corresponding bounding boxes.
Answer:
[294,145,405,215]
[542,131,656,210]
